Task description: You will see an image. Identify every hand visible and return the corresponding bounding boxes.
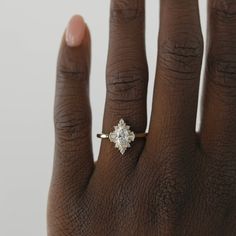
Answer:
[48,1,236,235]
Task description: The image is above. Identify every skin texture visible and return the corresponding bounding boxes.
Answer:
[48,0,236,235]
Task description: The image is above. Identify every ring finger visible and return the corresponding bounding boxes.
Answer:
[97,0,148,174]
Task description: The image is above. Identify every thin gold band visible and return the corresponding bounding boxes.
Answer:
[97,133,148,139]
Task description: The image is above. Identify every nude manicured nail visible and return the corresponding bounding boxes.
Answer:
[66,15,86,47]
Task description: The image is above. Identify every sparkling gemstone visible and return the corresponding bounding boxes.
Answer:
[109,119,135,155]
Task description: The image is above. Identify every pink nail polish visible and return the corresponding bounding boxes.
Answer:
[66,15,86,47]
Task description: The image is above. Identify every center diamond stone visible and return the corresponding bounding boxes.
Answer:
[109,119,135,155]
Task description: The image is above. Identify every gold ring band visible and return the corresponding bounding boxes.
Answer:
[97,133,147,139]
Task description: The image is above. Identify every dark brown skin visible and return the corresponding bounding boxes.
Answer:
[48,0,236,235]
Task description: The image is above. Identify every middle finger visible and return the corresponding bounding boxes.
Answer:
[146,0,203,159]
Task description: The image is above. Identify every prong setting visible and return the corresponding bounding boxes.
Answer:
[109,119,135,155]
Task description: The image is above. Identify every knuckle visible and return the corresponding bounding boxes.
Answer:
[55,67,90,145]
[145,174,188,222]
[54,105,90,144]
[57,65,87,81]
[211,0,236,22]
[139,159,190,222]
[203,160,236,207]
[106,69,148,103]
[208,57,236,87]
[156,172,189,215]
[57,45,88,81]
[207,54,236,102]
[159,37,203,81]
[110,0,144,23]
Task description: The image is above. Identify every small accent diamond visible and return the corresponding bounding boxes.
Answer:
[109,119,135,155]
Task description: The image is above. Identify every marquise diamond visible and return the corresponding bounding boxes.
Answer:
[109,119,135,155]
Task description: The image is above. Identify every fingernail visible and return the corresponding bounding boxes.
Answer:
[66,15,86,47]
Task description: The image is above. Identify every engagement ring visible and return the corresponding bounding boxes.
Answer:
[97,119,147,155]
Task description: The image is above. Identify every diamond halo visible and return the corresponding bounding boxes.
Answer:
[109,119,135,155]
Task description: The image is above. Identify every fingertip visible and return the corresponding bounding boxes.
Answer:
[65,15,86,47]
